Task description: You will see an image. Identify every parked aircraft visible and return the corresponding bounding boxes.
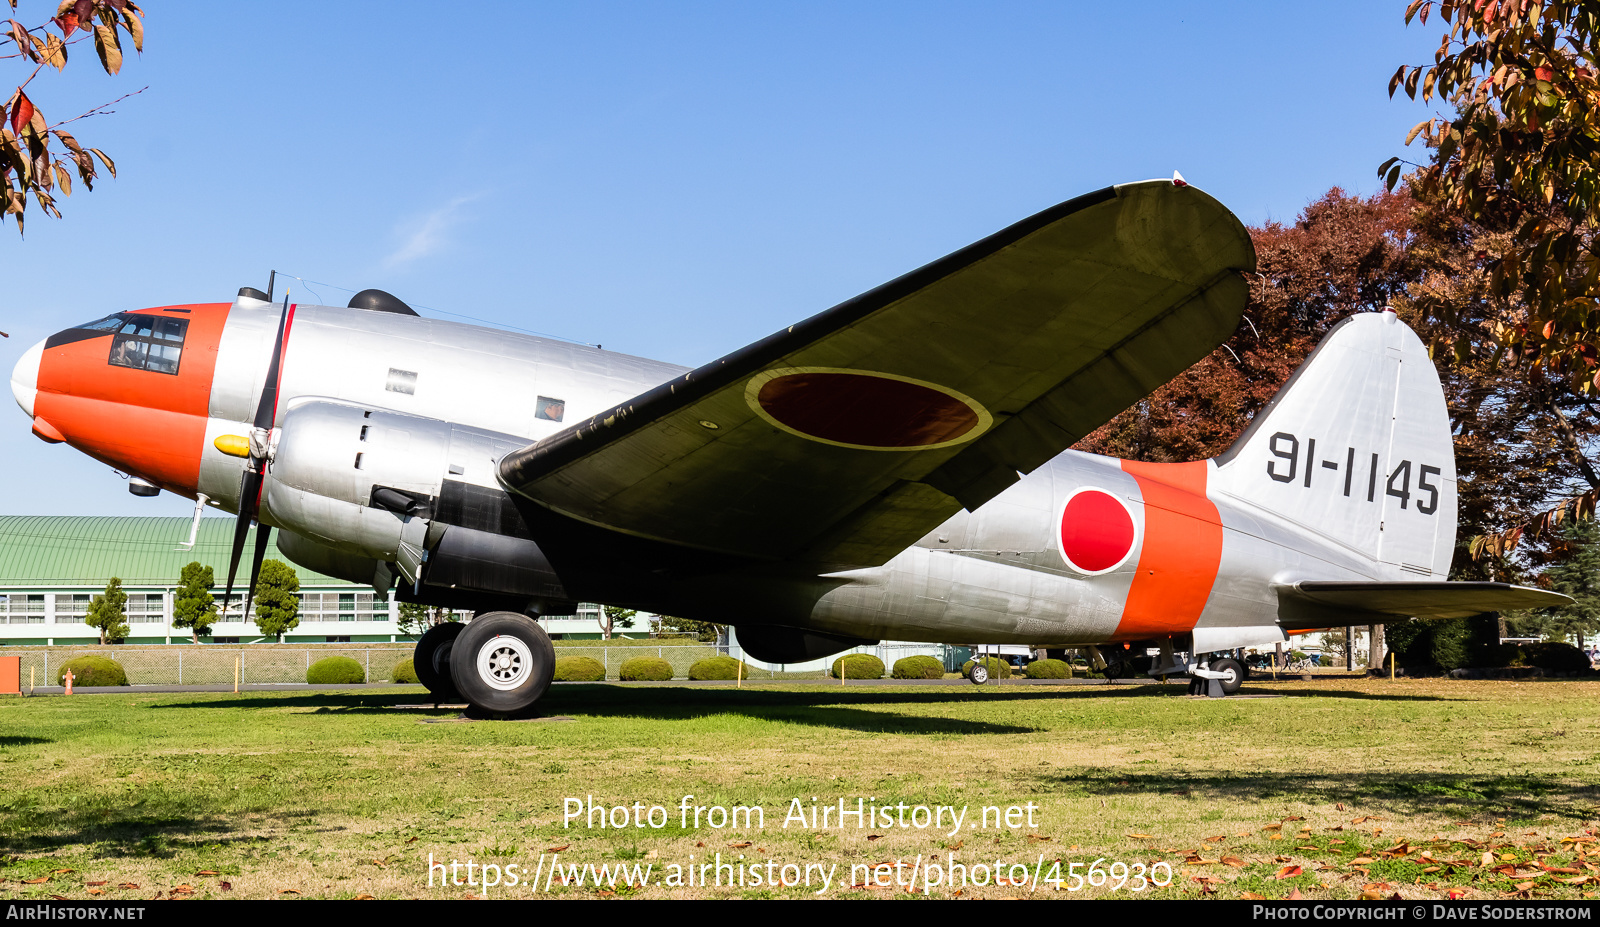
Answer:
[10,178,1566,714]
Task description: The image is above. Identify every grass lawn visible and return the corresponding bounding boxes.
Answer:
[1,677,1597,900]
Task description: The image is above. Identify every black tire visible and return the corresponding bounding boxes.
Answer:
[450,612,556,717]
[1211,657,1243,695]
[969,663,989,685]
[414,621,465,701]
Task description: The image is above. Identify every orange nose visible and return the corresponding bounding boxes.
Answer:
[31,303,230,495]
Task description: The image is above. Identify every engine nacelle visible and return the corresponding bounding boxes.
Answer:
[263,399,570,610]
[263,400,450,561]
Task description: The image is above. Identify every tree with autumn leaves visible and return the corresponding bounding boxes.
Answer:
[1076,185,1600,587]
[1385,0,1600,564]
[3,0,142,234]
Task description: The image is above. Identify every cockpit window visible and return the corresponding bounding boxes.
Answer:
[109,315,187,375]
[72,313,129,333]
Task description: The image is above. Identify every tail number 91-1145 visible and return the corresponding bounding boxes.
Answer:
[1265,431,1440,515]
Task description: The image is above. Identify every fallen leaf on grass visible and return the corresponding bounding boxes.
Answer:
[169,885,194,896]
[1027,834,1050,842]
[728,842,753,849]
[1205,836,1225,843]
[354,893,375,900]
[1241,891,1268,899]
[279,889,300,895]
[1126,833,1154,839]
[1221,857,1246,868]
[1275,865,1303,879]
[195,870,221,877]
[117,883,138,890]
[547,845,571,852]
[20,878,48,885]
[86,889,103,896]
[1287,888,1305,899]
[86,881,106,887]
[219,882,232,891]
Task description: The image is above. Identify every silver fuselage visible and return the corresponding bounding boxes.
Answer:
[194,299,1386,649]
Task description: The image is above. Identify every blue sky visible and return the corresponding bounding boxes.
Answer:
[3,1,1445,517]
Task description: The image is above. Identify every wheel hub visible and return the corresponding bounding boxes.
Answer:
[476,635,533,691]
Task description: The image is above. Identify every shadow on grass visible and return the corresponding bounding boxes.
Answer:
[0,806,319,856]
[0,736,51,747]
[1046,768,1600,822]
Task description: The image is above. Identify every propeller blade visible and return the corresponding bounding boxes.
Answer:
[224,295,294,617]
[241,524,272,623]
[254,299,292,432]
[222,468,261,613]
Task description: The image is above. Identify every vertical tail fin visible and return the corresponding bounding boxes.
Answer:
[1210,311,1456,578]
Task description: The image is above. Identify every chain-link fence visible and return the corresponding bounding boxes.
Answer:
[2,640,963,686]
[2,647,414,687]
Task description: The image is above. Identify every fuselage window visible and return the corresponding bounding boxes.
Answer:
[109,315,187,375]
[536,397,565,422]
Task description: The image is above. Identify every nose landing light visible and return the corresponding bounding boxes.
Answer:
[10,338,43,418]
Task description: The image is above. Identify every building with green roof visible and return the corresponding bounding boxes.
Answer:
[0,516,612,644]
[0,516,396,644]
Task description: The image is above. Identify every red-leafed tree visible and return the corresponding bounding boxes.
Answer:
[3,0,143,234]
[1075,187,1600,579]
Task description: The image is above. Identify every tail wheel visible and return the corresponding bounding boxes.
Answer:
[414,621,464,701]
[1211,657,1243,695]
[450,611,555,717]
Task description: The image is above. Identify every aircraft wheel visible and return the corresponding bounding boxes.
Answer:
[969,662,989,685]
[1211,657,1243,695]
[450,612,555,717]
[414,621,464,701]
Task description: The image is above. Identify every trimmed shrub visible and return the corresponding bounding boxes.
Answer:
[57,655,127,687]
[306,656,365,684]
[891,655,945,679]
[619,657,673,681]
[392,657,418,684]
[688,656,760,680]
[1025,658,1071,679]
[1519,641,1591,673]
[829,653,884,679]
[554,656,607,682]
[960,657,1013,679]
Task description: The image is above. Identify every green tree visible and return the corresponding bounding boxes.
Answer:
[171,561,217,644]
[1525,518,1600,648]
[85,576,127,644]
[656,615,721,643]
[599,605,636,639]
[3,0,144,233]
[252,559,299,642]
[396,602,458,639]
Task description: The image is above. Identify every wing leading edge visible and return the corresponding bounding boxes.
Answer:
[498,180,1257,565]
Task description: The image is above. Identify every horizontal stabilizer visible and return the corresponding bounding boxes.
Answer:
[1276,581,1571,629]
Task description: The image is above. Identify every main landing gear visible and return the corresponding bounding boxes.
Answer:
[1185,656,1243,697]
[412,611,556,718]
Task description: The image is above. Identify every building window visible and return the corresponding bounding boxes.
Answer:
[300,591,388,622]
[55,593,90,623]
[0,594,44,624]
[126,593,165,623]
